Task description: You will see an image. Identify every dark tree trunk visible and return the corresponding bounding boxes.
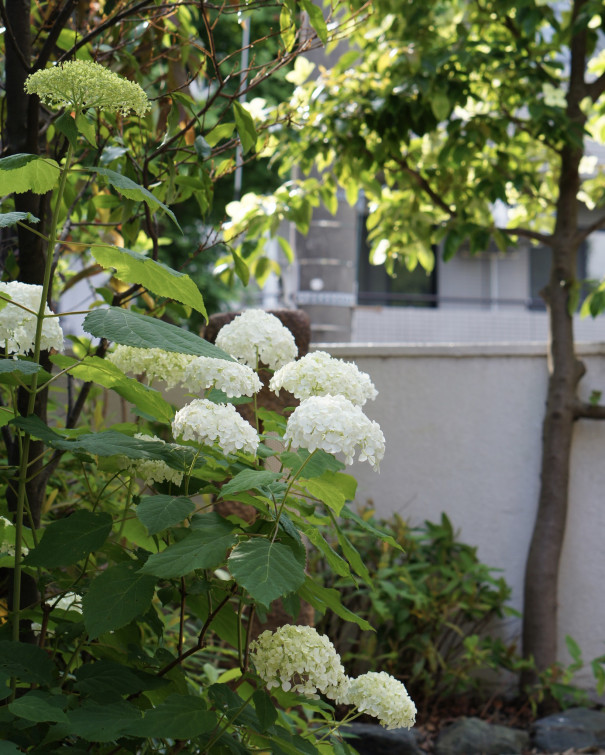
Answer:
[522,0,588,693]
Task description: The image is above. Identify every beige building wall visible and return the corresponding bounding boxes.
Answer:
[322,341,605,694]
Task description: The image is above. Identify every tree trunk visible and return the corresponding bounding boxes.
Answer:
[522,256,584,689]
[522,0,588,691]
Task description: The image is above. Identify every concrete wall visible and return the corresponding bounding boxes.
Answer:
[321,341,605,692]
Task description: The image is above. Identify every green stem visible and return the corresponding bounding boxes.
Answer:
[271,449,317,540]
[11,141,75,651]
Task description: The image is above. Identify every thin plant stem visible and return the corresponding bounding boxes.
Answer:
[11,141,74,659]
[271,449,317,541]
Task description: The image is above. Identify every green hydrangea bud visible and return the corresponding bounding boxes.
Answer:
[25,60,150,116]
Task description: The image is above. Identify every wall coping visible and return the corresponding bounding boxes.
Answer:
[312,341,605,359]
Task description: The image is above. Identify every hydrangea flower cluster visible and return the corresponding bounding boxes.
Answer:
[0,281,64,356]
[269,350,378,406]
[345,671,417,730]
[25,60,150,116]
[182,356,262,397]
[172,399,259,455]
[215,310,298,370]
[284,395,385,470]
[130,434,184,487]
[108,345,196,389]
[250,625,349,702]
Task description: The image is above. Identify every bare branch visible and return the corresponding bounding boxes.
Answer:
[575,213,605,244]
[586,71,605,103]
[499,226,553,246]
[574,400,605,420]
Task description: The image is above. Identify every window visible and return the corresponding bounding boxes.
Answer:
[356,215,438,307]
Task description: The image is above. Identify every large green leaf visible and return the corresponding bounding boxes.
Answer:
[136,495,195,535]
[9,691,68,723]
[0,154,60,195]
[280,448,345,478]
[51,354,174,423]
[233,101,258,154]
[228,539,305,607]
[65,700,141,742]
[90,246,206,317]
[298,471,357,516]
[83,563,157,639]
[0,359,43,375]
[141,515,237,578]
[0,212,40,228]
[12,415,192,467]
[300,0,328,44]
[124,695,217,739]
[298,577,373,631]
[87,167,181,230]
[24,510,112,568]
[83,306,233,359]
[219,469,282,498]
[0,641,55,685]
[74,660,168,703]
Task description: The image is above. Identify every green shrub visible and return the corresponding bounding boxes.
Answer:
[312,510,517,710]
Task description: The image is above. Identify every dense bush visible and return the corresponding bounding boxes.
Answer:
[313,510,517,711]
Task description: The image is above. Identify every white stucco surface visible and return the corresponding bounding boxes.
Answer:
[320,342,605,692]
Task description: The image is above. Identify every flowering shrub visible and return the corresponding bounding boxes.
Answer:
[0,28,415,753]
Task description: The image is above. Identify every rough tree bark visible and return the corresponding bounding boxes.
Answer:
[521,0,605,691]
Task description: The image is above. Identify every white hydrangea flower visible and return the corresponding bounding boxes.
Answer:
[130,434,184,487]
[25,60,150,116]
[250,625,349,702]
[182,356,262,397]
[270,351,377,406]
[0,515,28,557]
[53,591,83,614]
[108,345,196,389]
[0,281,64,356]
[345,671,416,730]
[284,395,385,471]
[172,399,259,456]
[215,310,298,370]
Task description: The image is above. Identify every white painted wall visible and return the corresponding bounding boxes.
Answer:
[321,342,605,693]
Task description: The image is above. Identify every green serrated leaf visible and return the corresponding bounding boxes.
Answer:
[298,576,373,631]
[11,415,192,465]
[87,167,181,230]
[9,690,68,723]
[24,510,112,568]
[0,212,40,228]
[51,354,174,423]
[74,660,168,703]
[280,449,345,478]
[141,521,237,578]
[66,700,142,742]
[83,563,157,639]
[137,495,195,535]
[0,153,60,195]
[233,101,258,154]
[125,695,217,739]
[253,689,278,732]
[90,246,206,318]
[220,469,282,498]
[228,539,306,607]
[0,641,55,685]
[83,307,233,359]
